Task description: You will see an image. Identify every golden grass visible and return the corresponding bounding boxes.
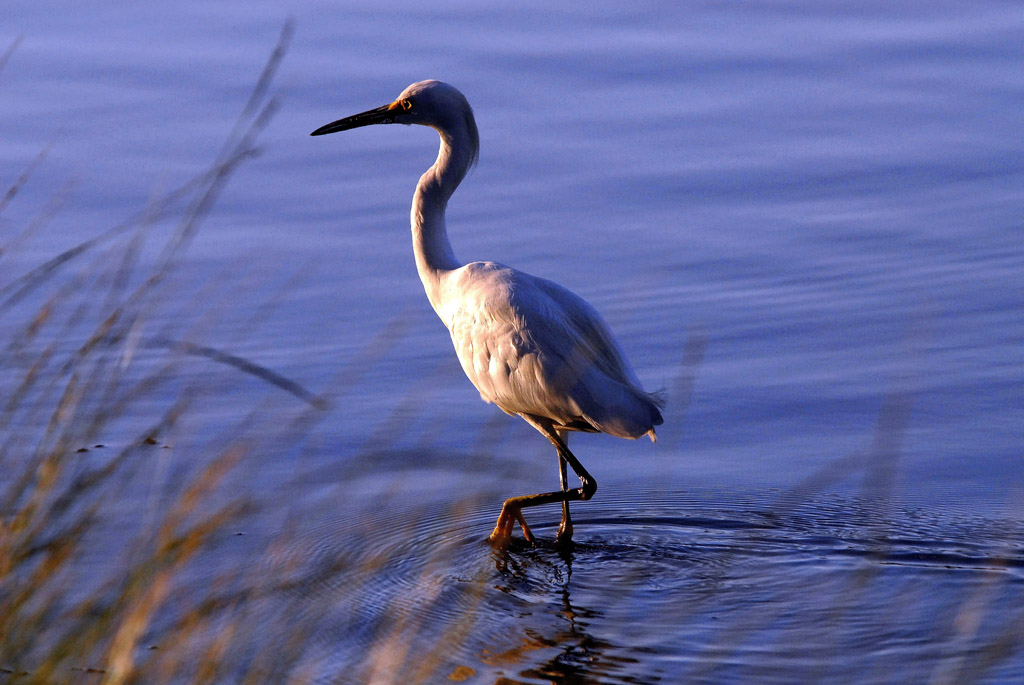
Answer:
[0,22,342,682]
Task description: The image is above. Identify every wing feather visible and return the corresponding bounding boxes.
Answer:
[442,261,662,438]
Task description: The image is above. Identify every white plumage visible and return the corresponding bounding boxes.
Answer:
[312,80,663,546]
[444,261,660,440]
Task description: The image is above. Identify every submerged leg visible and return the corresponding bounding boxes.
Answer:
[489,417,596,547]
[556,430,573,545]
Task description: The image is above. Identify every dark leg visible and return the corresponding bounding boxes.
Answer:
[556,430,573,545]
[489,417,597,547]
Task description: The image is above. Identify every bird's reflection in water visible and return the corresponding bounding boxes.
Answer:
[480,542,647,683]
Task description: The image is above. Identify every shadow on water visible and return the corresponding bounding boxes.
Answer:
[276,343,1022,681]
[297,478,1024,683]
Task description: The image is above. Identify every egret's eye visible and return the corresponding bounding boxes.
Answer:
[400,99,413,111]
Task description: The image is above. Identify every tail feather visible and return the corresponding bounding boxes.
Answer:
[645,389,665,427]
[573,370,666,439]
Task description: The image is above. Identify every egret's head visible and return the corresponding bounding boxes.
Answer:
[311,80,479,165]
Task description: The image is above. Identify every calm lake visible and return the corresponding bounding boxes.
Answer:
[3,0,1023,682]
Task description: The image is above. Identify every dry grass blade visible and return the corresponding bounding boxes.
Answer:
[147,337,326,410]
[0,34,21,76]
[0,20,335,683]
[0,127,59,220]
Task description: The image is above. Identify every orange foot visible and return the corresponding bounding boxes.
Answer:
[488,504,535,547]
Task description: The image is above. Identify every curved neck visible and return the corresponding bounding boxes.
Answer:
[411,127,473,312]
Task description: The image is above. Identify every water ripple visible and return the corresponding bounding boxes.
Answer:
[284,480,1024,682]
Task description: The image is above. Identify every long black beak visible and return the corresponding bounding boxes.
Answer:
[310,103,396,136]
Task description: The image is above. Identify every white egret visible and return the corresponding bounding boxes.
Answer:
[311,80,663,547]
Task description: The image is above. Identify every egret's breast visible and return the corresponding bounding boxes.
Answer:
[449,303,523,409]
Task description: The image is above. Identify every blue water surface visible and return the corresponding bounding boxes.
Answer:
[3,1,1023,682]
